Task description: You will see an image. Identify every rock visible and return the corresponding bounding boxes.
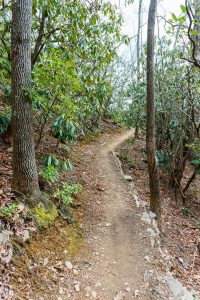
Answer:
[0,230,12,244]
[125,287,130,292]
[147,228,157,248]
[74,283,81,292]
[20,229,30,243]
[134,290,140,297]
[165,274,195,300]
[114,291,125,300]
[43,258,49,266]
[133,194,140,207]
[73,269,79,275]
[124,175,133,181]
[65,260,73,270]
[149,211,157,220]
[105,223,111,227]
[141,212,151,224]
[0,243,13,264]
[91,290,97,298]
[7,147,13,153]
[95,282,101,287]
[59,287,65,295]
[144,255,151,263]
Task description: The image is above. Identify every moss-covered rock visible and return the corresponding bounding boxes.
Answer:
[30,202,58,228]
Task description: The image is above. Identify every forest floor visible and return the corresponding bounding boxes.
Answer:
[0,127,199,299]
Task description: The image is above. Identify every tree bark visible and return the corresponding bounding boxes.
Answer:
[194,1,200,62]
[134,0,143,139]
[11,0,41,202]
[136,0,142,81]
[146,0,161,218]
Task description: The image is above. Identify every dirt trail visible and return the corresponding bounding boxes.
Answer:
[76,129,152,299]
[9,130,158,300]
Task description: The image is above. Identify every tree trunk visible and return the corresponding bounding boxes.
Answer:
[194,1,200,62]
[11,0,41,202]
[136,0,142,81]
[134,0,143,139]
[146,0,161,218]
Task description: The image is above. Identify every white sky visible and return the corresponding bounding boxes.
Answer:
[112,0,184,58]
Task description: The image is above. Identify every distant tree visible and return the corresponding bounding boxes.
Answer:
[135,0,143,138]
[185,0,200,68]
[146,0,161,219]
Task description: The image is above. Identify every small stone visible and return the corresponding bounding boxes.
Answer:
[91,290,97,298]
[134,290,140,297]
[43,257,49,266]
[7,147,13,153]
[105,223,111,227]
[65,260,73,270]
[0,230,12,244]
[144,255,151,263]
[21,230,30,243]
[149,211,157,219]
[59,287,65,295]
[73,269,79,275]
[95,282,101,287]
[74,283,80,292]
[114,291,125,300]
[178,257,183,264]
[124,175,133,181]
[125,287,130,292]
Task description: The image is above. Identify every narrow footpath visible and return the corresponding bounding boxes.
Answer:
[74,129,153,300]
[10,130,167,300]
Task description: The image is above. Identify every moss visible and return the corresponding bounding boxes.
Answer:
[67,222,83,257]
[30,202,58,228]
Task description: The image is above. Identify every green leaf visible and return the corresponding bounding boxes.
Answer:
[180,4,186,13]
[190,29,198,36]
[172,13,178,21]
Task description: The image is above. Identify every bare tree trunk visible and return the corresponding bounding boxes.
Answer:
[11,0,41,203]
[146,0,161,219]
[136,0,142,81]
[135,0,143,139]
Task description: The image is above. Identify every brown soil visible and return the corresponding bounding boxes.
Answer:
[116,137,200,296]
[4,129,164,300]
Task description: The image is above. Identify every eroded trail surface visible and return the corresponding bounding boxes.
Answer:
[75,130,153,300]
[10,130,164,300]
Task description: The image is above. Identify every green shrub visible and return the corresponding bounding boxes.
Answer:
[52,116,77,143]
[54,182,82,206]
[0,203,18,218]
[40,165,59,183]
[43,154,73,172]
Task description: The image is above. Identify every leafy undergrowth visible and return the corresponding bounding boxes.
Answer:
[116,137,200,297]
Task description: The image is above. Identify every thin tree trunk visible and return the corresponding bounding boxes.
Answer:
[146,0,161,219]
[194,1,200,62]
[135,0,143,138]
[11,0,41,202]
[183,164,200,194]
[136,0,142,81]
